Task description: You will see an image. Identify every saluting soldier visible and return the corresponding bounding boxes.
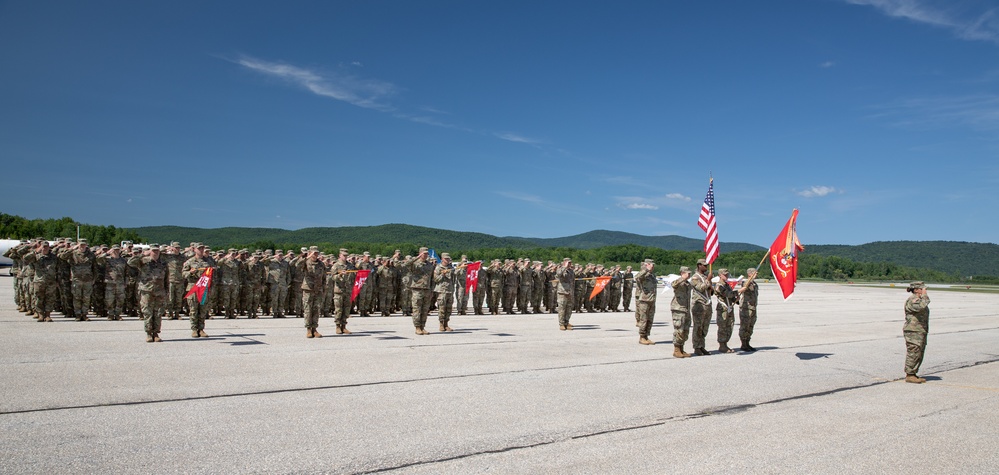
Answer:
[713,268,737,353]
[100,245,128,321]
[903,281,930,383]
[63,239,97,321]
[635,259,658,345]
[555,257,575,330]
[621,266,634,312]
[163,242,186,320]
[737,267,759,352]
[671,266,693,358]
[21,240,60,322]
[182,243,213,338]
[328,248,355,334]
[690,258,713,356]
[434,253,456,331]
[128,245,168,342]
[407,247,436,335]
[299,246,327,338]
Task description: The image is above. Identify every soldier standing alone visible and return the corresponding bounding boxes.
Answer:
[903,281,930,383]
[635,259,657,345]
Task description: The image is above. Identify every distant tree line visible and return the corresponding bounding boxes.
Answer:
[1,213,142,246]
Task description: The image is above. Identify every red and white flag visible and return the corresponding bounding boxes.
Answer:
[465,261,482,294]
[351,269,371,303]
[183,267,214,306]
[698,178,719,264]
[769,209,805,300]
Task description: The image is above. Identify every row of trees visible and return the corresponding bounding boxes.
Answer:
[1,214,142,246]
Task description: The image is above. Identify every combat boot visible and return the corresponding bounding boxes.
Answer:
[340,326,351,335]
[673,345,691,358]
[335,326,344,335]
[198,329,208,338]
[695,348,710,356]
[444,326,453,332]
[146,334,154,343]
[153,334,162,342]
[639,337,654,345]
[312,329,322,338]
[439,323,446,332]
[741,340,757,352]
[565,324,573,331]
[44,316,53,322]
[192,330,200,338]
[905,375,924,384]
[307,329,314,338]
[719,344,734,353]
[559,325,566,331]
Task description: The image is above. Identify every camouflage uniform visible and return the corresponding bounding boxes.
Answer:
[556,260,575,329]
[299,250,327,336]
[635,262,658,344]
[903,282,930,379]
[486,261,503,315]
[502,263,519,315]
[245,254,264,318]
[518,262,533,314]
[713,270,738,352]
[671,269,693,355]
[738,274,759,351]
[219,253,242,319]
[690,264,713,354]
[329,252,355,332]
[621,268,634,312]
[454,259,468,315]
[264,253,289,317]
[531,262,544,314]
[408,250,435,334]
[434,255,455,331]
[21,243,60,321]
[288,251,306,316]
[128,249,168,340]
[163,247,186,319]
[356,255,375,317]
[182,251,213,336]
[377,261,397,316]
[101,251,128,320]
[64,244,97,320]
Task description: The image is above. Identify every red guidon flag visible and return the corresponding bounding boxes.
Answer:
[589,275,612,300]
[465,261,482,294]
[351,269,372,303]
[183,267,214,306]
[769,209,805,300]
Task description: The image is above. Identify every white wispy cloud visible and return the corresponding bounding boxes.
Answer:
[820,60,836,68]
[846,0,999,45]
[624,203,659,210]
[867,94,999,131]
[797,186,842,198]
[665,193,692,202]
[236,56,398,112]
[494,132,545,145]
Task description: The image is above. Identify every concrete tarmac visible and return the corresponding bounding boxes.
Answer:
[1,278,997,474]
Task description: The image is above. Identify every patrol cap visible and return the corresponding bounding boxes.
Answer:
[461,254,468,260]
[718,268,729,275]
[362,251,370,257]
[644,259,654,264]
[309,246,320,253]
[747,267,757,274]
[563,257,572,262]
[195,242,205,249]
[696,258,708,266]
[111,244,121,250]
[170,242,180,248]
[908,281,926,290]
[78,238,87,245]
[339,248,349,254]
[419,247,429,253]
[680,266,691,273]
[149,245,161,251]
[301,247,308,253]
[394,249,401,253]
[228,248,236,253]
[441,253,451,259]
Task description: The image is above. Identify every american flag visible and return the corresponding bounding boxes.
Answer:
[698,179,719,264]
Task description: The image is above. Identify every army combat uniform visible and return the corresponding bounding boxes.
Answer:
[634,260,657,345]
[903,282,930,383]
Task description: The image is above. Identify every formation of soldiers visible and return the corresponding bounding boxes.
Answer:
[5,239,759,356]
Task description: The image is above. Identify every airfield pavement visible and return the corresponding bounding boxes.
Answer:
[0,277,997,474]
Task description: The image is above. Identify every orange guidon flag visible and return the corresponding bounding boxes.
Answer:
[768,209,805,300]
[589,275,612,301]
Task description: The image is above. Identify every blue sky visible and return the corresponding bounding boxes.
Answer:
[2,0,998,247]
